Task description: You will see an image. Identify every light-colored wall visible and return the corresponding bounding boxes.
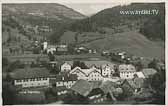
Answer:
[88,72,103,81]
[56,81,76,88]
[61,63,71,72]
[120,72,136,79]
[14,78,49,88]
[102,67,114,77]
[43,42,48,50]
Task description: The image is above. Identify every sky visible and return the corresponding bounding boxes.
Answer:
[63,3,131,16]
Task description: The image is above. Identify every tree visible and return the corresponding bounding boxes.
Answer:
[134,61,144,71]
[72,61,88,69]
[75,32,79,43]
[150,67,165,104]
[48,52,55,61]
[68,43,75,54]
[148,59,158,70]
[7,60,25,72]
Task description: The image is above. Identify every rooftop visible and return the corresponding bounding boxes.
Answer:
[65,60,115,68]
[70,79,92,97]
[142,68,157,78]
[119,64,136,72]
[70,66,101,77]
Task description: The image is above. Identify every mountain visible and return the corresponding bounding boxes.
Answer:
[69,3,165,40]
[2,3,86,20]
[59,3,165,59]
[2,3,86,46]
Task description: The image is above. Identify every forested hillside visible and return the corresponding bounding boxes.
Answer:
[69,3,165,40]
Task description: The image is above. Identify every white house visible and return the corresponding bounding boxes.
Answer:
[43,42,48,50]
[101,64,115,77]
[119,64,136,79]
[70,66,103,81]
[47,45,57,54]
[12,68,51,88]
[61,62,72,72]
[50,73,78,89]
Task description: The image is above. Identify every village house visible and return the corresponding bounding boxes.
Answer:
[70,79,92,97]
[56,45,68,54]
[51,86,69,99]
[87,88,107,104]
[121,77,144,96]
[135,71,145,78]
[38,25,52,32]
[141,68,157,78]
[60,62,72,72]
[70,66,103,81]
[46,45,57,54]
[65,60,115,76]
[43,42,48,50]
[101,64,115,77]
[11,68,51,88]
[49,61,58,68]
[119,64,136,79]
[70,80,122,104]
[50,72,78,89]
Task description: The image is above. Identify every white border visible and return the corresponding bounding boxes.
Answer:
[0,0,167,106]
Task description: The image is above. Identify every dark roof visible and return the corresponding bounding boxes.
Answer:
[90,81,102,89]
[126,79,138,89]
[52,86,67,92]
[133,78,144,88]
[70,79,92,97]
[99,81,118,94]
[11,68,51,79]
[122,78,144,90]
[65,60,115,68]
[87,88,104,97]
[49,73,77,83]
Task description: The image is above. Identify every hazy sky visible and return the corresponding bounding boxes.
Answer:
[63,3,131,16]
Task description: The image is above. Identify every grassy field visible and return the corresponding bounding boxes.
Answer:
[61,30,164,60]
[4,53,108,62]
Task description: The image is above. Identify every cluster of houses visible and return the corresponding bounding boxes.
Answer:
[43,42,97,55]
[9,58,158,104]
[23,24,52,34]
[43,43,68,55]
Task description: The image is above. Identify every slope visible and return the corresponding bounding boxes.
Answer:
[80,31,164,59]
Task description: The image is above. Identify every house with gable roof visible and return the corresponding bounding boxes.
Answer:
[70,66,103,81]
[121,77,145,96]
[141,68,157,78]
[60,62,72,72]
[119,64,136,79]
[50,72,77,89]
[101,64,115,77]
[11,68,51,88]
